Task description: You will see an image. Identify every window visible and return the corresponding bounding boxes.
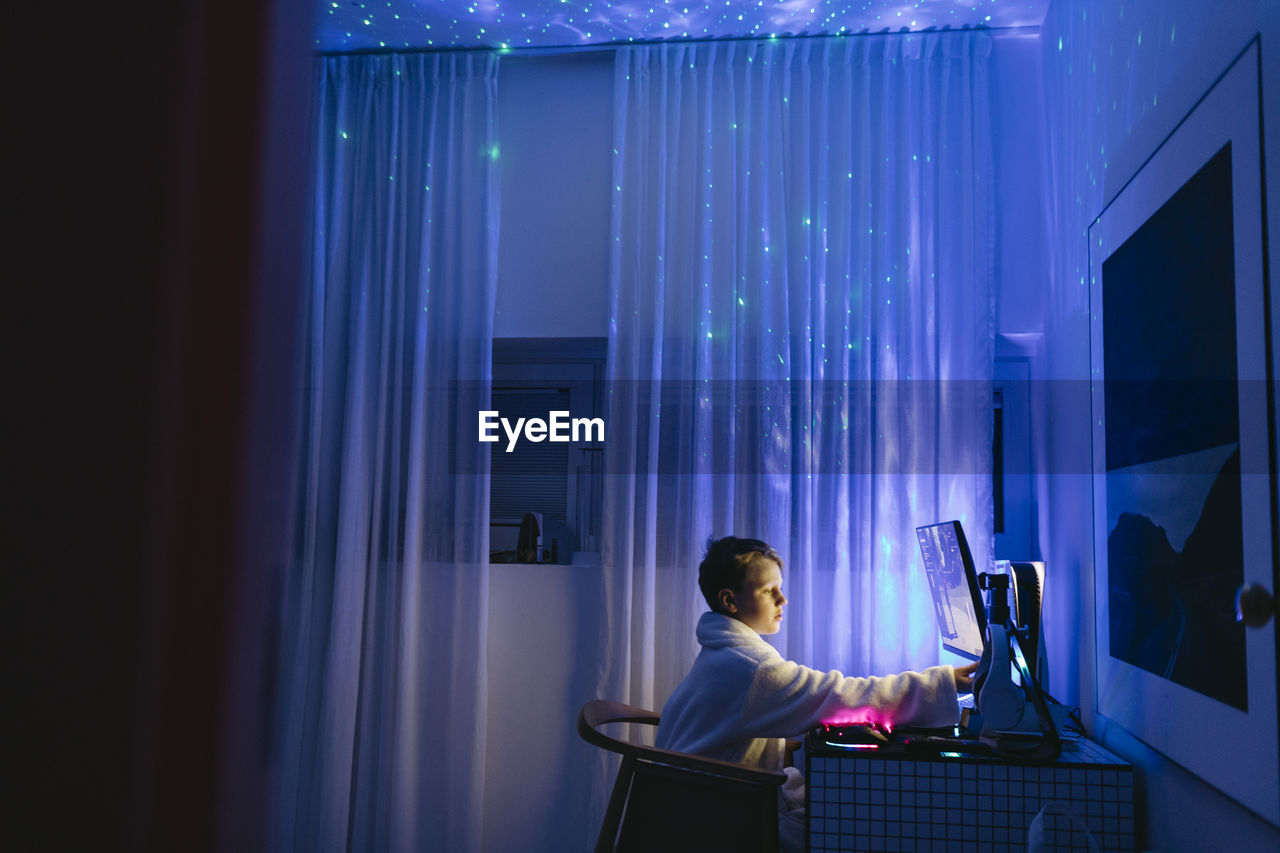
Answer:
[994,336,1037,560]
[489,338,605,561]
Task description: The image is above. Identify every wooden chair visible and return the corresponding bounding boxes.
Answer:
[577,699,785,853]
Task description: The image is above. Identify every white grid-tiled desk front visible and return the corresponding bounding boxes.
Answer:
[805,737,1135,852]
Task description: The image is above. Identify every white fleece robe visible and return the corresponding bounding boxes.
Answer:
[655,611,960,852]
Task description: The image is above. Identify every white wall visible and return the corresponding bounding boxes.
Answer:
[991,31,1049,339]
[1036,0,1280,848]
[482,561,604,853]
[494,52,613,339]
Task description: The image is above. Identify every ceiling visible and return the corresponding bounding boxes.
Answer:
[314,0,1053,53]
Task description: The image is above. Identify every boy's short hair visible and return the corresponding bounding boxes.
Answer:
[698,536,783,612]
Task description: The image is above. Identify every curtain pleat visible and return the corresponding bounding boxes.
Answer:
[273,51,499,853]
[594,31,994,848]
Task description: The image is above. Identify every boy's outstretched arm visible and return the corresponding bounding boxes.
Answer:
[953,661,979,693]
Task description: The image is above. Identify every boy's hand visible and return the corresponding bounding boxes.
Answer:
[953,661,979,693]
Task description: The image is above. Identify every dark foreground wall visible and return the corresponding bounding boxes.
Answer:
[9,2,310,850]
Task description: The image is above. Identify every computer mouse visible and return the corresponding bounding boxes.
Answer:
[822,722,892,745]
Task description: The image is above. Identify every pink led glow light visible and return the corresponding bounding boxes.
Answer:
[820,708,895,731]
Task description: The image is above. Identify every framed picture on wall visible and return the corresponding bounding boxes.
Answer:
[1088,37,1278,827]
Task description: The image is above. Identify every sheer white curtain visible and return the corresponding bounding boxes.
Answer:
[272,52,499,853]
[592,31,994,834]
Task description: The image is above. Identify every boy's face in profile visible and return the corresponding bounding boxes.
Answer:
[722,557,787,635]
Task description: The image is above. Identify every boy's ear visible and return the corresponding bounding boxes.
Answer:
[717,588,737,614]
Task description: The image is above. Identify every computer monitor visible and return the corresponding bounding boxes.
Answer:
[915,520,987,661]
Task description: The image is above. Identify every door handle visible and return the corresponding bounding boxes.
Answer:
[1235,584,1276,628]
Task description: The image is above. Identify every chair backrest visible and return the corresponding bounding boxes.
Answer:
[578,699,784,853]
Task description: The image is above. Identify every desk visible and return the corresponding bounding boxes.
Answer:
[805,733,1135,852]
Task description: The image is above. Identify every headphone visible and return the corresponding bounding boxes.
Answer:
[977,623,1026,731]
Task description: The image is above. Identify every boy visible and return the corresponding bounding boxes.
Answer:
[656,536,977,851]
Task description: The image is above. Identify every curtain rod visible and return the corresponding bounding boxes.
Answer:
[315,23,1041,59]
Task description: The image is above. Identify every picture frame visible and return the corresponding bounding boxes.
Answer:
[1088,37,1278,826]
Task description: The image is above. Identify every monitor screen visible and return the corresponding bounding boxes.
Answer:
[916,520,987,661]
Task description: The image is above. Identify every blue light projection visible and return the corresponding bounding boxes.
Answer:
[315,1,1051,52]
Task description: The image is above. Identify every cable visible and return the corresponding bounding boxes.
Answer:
[989,627,1062,763]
